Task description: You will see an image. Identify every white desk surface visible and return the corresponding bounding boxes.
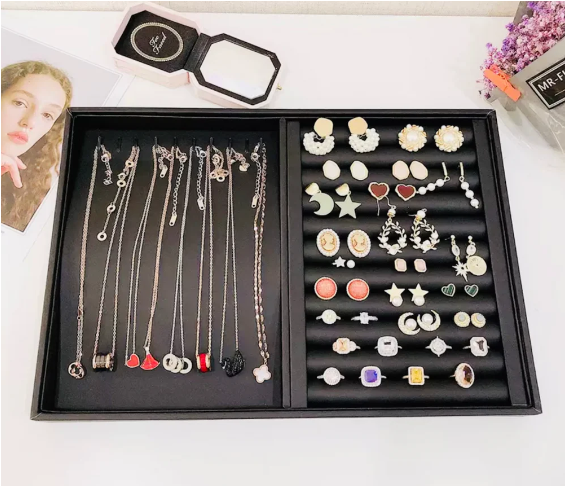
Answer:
[2,10,564,486]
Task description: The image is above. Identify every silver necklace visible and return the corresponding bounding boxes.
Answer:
[251,141,271,384]
[69,145,103,379]
[219,145,245,377]
[140,144,175,371]
[163,146,199,375]
[195,143,221,372]
[124,143,159,368]
[96,146,133,242]
[92,145,139,371]
[130,22,184,63]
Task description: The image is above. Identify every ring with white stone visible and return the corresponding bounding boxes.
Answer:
[316,309,341,325]
[332,338,360,355]
[351,312,378,325]
[317,367,345,386]
[375,336,402,357]
[426,337,452,357]
[464,337,489,357]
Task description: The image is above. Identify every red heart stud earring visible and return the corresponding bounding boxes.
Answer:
[368,182,390,215]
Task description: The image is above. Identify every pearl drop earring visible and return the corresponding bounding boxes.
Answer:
[459,163,480,208]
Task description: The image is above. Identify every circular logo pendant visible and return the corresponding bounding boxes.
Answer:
[347,230,371,258]
[467,255,487,276]
[316,229,340,257]
[346,278,370,301]
[314,277,338,300]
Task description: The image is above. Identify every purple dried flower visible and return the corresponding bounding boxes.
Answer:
[480,1,565,97]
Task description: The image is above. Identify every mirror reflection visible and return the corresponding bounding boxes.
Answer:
[200,40,276,99]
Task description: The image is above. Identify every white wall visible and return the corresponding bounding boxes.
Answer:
[1,1,519,17]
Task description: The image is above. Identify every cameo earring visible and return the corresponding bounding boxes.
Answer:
[398,124,427,152]
[348,117,379,153]
[316,229,340,257]
[304,118,335,156]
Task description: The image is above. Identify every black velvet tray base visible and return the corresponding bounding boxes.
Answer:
[32,109,540,420]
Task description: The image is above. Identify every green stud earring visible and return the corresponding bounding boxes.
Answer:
[441,283,456,297]
[465,284,479,298]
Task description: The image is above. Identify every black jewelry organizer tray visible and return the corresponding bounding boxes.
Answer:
[32,108,541,420]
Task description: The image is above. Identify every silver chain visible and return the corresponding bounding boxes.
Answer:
[169,146,188,226]
[219,146,240,362]
[93,146,139,359]
[69,145,100,378]
[125,144,158,363]
[143,145,174,354]
[168,146,193,357]
[195,144,216,358]
[252,142,269,365]
[101,145,112,185]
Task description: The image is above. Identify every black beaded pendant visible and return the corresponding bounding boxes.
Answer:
[221,350,245,377]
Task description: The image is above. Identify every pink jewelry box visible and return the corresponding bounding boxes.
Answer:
[111,2,282,108]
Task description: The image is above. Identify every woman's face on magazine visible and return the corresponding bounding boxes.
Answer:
[1,73,66,157]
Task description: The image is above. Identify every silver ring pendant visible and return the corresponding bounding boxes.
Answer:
[97,232,107,242]
[179,357,192,374]
[162,353,178,372]
[107,204,116,214]
[117,180,126,188]
[171,357,184,374]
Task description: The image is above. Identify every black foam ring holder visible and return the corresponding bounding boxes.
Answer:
[299,119,507,407]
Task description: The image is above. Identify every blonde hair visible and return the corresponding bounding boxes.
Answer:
[1,61,72,231]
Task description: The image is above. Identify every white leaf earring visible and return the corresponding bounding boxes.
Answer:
[459,163,480,208]
[378,204,407,255]
[348,117,379,153]
[410,209,439,253]
[303,118,335,156]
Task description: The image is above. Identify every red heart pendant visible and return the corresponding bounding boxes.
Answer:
[395,184,416,201]
[140,352,160,370]
[126,353,140,368]
[368,182,390,200]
